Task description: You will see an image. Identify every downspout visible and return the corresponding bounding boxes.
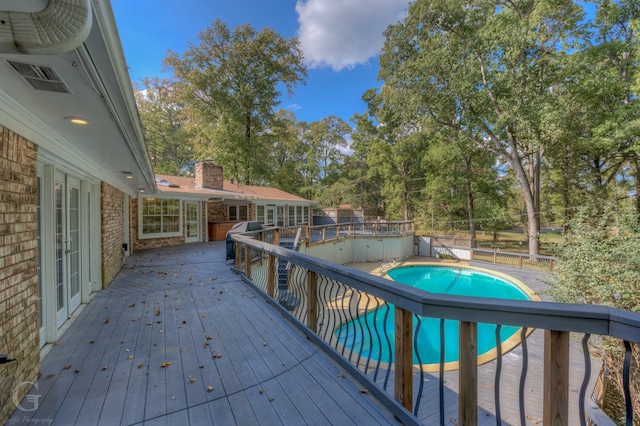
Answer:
[0,0,92,54]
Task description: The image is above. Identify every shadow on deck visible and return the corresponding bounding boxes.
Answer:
[10,242,399,425]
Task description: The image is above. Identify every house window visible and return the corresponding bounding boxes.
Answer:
[140,197,181,238]
[257,205,265,223]
[287,205,309,226]
[228,204,248,221]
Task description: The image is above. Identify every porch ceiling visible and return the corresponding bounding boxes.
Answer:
[0,0,156,194]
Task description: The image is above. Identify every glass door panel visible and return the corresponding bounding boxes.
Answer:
[54,178,66,328]
[67,179,81,312]
[185,202,199,243]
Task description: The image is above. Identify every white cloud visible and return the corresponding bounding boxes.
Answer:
[295,0,409,71]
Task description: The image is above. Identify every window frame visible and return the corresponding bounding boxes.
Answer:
[139,196,183,239]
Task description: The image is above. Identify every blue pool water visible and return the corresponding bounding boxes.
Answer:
[334,265,532,368]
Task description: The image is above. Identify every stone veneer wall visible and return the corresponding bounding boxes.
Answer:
[0,127,40,422]
[101,183,126,288]
[129,197,185,251]
[207,201,226,221]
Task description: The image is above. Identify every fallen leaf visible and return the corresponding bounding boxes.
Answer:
[127,355,134,360]
[89,340,95,344]
[129,303,136,308]
[207,385,214,392]
[53,341,63,345]
[74,369,80,373]
[203,342,209,349]
[258,389,264,395]
[138,363,145,368]
[161,361,172,368]
[206,335,212,340]
[125,348,130,352]
[155,307,161,316]
[213,353,223,359]
[188,276,194,280]
[188,376,196,383]
[359,388,368,394]
[101,365,108,371]
[209,277,217,281]
[104,317,110,324]
[262,341,267,346]
[268,398,274,402]
[63,365,71,370]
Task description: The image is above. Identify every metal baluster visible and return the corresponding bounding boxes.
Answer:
[494,324,502,425]
[623,340,633,426]
[578,333,591,426]
[518,327,529,426]
[382,305,393,390]
[413,315,424,416]
[439,318,445,426]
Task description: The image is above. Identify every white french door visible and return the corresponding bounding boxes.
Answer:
[54,173,82,327]
[266,206,276,226]
[185,202,200,243]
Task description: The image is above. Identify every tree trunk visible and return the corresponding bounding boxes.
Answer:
[506,138,540,255]
[463,156,477,249]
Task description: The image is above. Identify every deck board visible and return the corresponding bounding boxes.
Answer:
[10,242,399,426]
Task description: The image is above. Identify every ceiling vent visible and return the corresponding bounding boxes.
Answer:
[6,60,71,93]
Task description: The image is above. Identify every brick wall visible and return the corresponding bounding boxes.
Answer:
[0,127,40,422]
[195,161,223,189]
[101,183,125,288]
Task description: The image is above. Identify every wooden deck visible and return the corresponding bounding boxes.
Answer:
[10,242,400,426]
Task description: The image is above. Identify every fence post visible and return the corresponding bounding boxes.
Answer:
[307,271,317,332]
[544,330,569,425]
[274,228,280,246]
[459,321,478,426]
[394,306,413,412]
[549,259,554,272]
[267,255,275,298]
[235,240,242,270]
[244,246,252,280]
[493,252,497,264]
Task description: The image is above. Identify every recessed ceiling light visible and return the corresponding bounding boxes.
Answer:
[65,116,90,125]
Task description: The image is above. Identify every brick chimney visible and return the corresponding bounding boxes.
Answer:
[195,161,223,190]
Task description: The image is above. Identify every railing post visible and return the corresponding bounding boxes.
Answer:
[544,330,569,426]
[459,321,478,426]
[267,254,275,298]
[394,306,412,412]
[519,255,523,268]
[273,228,280,246]
[305,224,310,242]
[235,239,242,270]
[307,271,317,332]
[549,258,554,272]
[244,246,252,279]
[493,252,497,264]
[322,226,326,242]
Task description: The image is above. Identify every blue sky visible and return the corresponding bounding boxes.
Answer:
[111,0,410,125]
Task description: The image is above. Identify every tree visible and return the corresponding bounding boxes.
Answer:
[164,18,307,184]
[134,77,194,175]
[548,202,640,421]
[378,0,584,254]
[299,115,351,199]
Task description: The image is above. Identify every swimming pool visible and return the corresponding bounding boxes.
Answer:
[334,264,538,371]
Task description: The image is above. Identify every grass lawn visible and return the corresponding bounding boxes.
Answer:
[453,230,563,256]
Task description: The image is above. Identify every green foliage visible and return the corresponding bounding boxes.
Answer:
[163,18,306,184]
[134,77,194,176]
[548,202,640,312]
